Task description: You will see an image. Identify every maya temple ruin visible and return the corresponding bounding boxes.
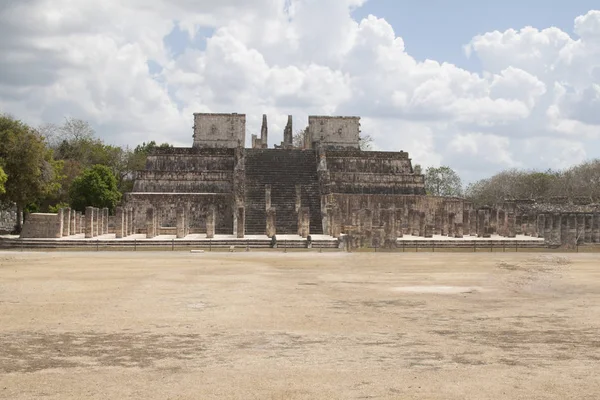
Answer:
[12,112,600,248]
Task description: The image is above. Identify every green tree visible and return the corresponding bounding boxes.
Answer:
[425,166,463,197]
[0,115,62,230]
[69,165,122,213]
[0,165,7,194]
[38,118,171,205]
[464,169,561,207]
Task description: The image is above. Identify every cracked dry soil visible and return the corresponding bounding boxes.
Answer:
[0,252,599,399]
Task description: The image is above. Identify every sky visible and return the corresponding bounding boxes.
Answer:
[1,0,599,184]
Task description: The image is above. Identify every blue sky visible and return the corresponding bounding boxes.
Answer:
[353,0,600,69]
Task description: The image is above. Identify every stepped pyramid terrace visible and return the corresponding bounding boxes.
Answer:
[12,111,600,249]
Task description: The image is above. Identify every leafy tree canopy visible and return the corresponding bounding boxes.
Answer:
[69,164,122,213]
[0,115,62,229]
[424,166,463,197]
[0,165,7,194]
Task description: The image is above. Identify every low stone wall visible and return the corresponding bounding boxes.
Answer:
[20,213,61,238]
[0,207,17,234]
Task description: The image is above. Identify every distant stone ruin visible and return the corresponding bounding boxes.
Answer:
[15,112,600,248]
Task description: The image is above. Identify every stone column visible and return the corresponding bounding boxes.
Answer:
[585,214,593,243]
[184,208,190,237]
[576,214,585,243]
[441,210,448,236]
[123,209,129,237]
[55,208,64,238]
[102,208,109,235]
[418,212,425,237]
[85,207,94,238]
[71,212,76,235]
[62,208,71,236]
[146,207,155,238]
[128,208,134,236]
[300,207,310,238]
[115,207,124,239]
[265,185,271,210]
[543,213,552,240]
[497,210,506,236]
[71,209,77,236]
[566,214,577,247]
[206,205,215,239]
[97,208,103,236]
[332,207,342,238]
[455,223,464,238]
[477,210,485,238]
[395,208,404,239]
[266,207,276,238]
[593,212,600,244]
[490,210,498,234]
[507,212,516,238]
[410,210,420,236]
[424,224,433,238]
[447,213,455,237]
[483,210,491,238]
[536,214,545,238]
[154,208,159,236]
[78,212,84,234]
[382,208,397,247]
[295,184,301,213]
[470,210,477,236]
[124,209,129,236]
[463,210,471,236]
[552,213,562,244]
[357,209,372,246]
[522,215,530,236]
[176,207,186,239]
[93,208,99,237]
[236,207,245,238]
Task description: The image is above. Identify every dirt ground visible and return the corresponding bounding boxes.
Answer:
[0,251,599,399]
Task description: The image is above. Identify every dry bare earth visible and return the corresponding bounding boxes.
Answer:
[0,252,599,399]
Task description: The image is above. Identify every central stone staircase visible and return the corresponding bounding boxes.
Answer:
[244,149,323,235]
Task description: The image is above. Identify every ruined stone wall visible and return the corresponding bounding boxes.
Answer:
[20,213,61,238]
[324,150,425,195]
[133,171,233,193]
[331,194,464,234]
[124,193,233,234]
[0,207,16,233]
[145,148,235,171]
[133,148,235,193]
[307,116,360,149]
[192,113,246,148]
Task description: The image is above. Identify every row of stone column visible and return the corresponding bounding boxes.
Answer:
[57,208,85,238]
[144,206,216,239]
[113,207,136,238]
[341,207,522,246]
[539,213,600,245]
[84,207,110,238]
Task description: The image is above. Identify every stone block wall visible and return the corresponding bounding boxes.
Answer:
[20,213,61,238]
[145,148,235,171]
[307,116,360,149]
[0,207,17,233]
[322,150,426,195]
[133,171,234,193]
[192,113,246,148]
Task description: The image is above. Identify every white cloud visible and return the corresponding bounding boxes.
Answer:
[1,1,599,183]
